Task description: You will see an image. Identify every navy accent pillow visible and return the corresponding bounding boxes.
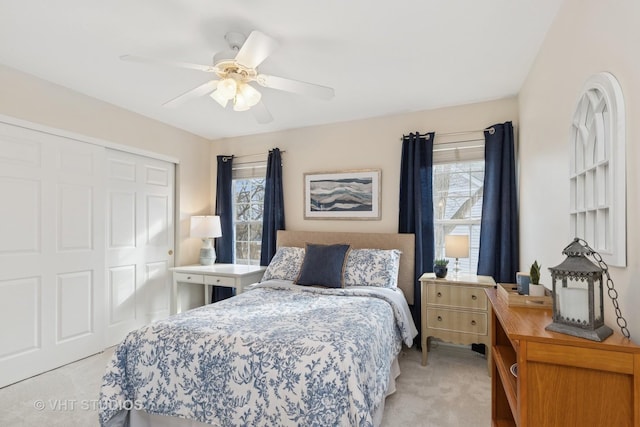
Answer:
[296,243,351,288]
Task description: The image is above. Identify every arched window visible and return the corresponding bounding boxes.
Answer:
[569,72,626,266]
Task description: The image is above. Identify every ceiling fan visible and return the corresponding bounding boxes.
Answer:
[121,30,335,124]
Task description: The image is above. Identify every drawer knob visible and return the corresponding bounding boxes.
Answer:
[437,292,442,297]
[471,320,477,326]
[216,278,221,283]
[471,295,477,300]
[187,276,191,279]
[437,316,443,322]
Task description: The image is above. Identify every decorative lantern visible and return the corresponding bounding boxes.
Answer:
[546,238,613,342]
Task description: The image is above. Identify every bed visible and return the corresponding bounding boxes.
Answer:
[99,230,417,427]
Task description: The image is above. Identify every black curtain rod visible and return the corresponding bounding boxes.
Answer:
[220,150,287,162]
[401,127,495,141]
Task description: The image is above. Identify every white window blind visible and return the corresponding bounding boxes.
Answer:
[433,138,485,164]
[232,160,267,179]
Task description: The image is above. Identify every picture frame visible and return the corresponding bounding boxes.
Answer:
[303,169,381,220]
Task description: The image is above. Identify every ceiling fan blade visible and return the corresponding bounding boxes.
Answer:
[251,101,274,124]
[234,31,279,69]
[162,80,219,108]
[257,74,334,100]
[120,54,214,72]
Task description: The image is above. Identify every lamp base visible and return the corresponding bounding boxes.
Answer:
[452,258,461,278]
[199,238,217,265]
[545,322,613,342]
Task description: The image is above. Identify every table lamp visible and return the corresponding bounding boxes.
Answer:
[190,215,222,265]
[445,235,469,277]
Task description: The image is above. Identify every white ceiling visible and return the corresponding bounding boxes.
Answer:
[0,0,563,140]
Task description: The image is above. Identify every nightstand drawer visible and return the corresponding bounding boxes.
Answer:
[426,308,488,335]
[174,273,204,284]
[204,275,236,287]
[426,283,488,310]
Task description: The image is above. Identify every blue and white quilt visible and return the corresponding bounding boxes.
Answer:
[99,280,417,427]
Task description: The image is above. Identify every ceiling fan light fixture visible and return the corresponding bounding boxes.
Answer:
[233,93,250,111]
[217,78,237,100]
[238,83,262,107]
[124,29,334,123]
[210,90,229,108]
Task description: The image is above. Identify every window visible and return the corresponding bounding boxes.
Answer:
[232,161,266,265]
[433,153,485,274]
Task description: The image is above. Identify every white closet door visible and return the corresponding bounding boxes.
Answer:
[0,123,105,387]
[105,149,175,347]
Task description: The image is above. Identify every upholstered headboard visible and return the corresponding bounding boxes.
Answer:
[276,230,416,304]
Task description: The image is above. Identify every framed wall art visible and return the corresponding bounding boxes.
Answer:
[303,169,381,220]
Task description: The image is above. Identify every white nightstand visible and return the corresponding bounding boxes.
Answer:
[170,264,266,314]
[419,272,495,375]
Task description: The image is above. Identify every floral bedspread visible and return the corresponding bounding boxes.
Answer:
[99,280,417,427]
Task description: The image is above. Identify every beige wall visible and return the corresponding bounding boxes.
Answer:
[519,0,639,341]
[0,64,213,266]
[212,97,518,234]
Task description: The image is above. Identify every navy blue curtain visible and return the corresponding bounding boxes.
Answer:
[477,122,519,283]
[260,148,285,266]
[213,155,234,302]
[399,132,435,340]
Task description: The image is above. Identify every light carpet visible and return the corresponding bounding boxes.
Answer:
[382,343,491,426]
[0,342,490,426]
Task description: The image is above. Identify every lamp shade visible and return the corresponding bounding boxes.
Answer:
[445,235,469,258]
[217,78,237,100]
[190,215,222,239]
[238,83,262,107]
[210,90,229,108]
[232,93,250,111]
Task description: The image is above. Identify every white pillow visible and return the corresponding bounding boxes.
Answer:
[261,246,305,282]
[344,248,402,288]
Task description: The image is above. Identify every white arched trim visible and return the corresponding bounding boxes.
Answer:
[569,72,626,266]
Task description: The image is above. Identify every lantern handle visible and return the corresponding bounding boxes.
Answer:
[575,238,630,339]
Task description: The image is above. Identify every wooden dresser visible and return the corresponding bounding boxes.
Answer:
[487,287,640,427]
[420,273,495,374]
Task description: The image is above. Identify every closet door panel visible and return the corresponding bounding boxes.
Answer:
[143,261,170,315]
[0,119,176,387]
[0,277,40,359]
[109,191,136,248]
[0,122,105,387]
[0,177,40,254]
[105,149,174,347]
[57,184,94,251]
[108,265,137,325]
[56,271,93,342]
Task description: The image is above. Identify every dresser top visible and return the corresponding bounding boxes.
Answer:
[486,288,639,352]
[419,273,496,288]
